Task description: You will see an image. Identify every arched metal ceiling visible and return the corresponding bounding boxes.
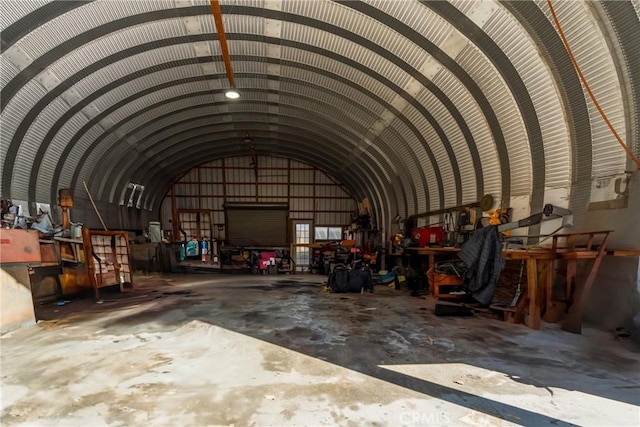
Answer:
[1,0,638,231]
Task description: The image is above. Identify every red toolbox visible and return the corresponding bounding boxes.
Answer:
[411,226,445,246]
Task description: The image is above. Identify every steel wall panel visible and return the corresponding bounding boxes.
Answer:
[2,82,48,182]
[52,44,197,97]
[104,95,215,140]
[159,155,357,227]
[484,7,571,190]
[281,45,397,104]
[83,65,205,114]
[391,110,448,209]
[0,57,20,89]
[379,124,424,211]
[1,0,52,31]
[455,45,532,197]
[14,1,175,60]
[5,0,635,239]
[105,81,212,125]
[410,89,473,203]
[200,184,222,197]
[601,1,640,158]
[537,0,627,178]
[35,113,91,201]
[432,70,502,203]
[369,0,452,49]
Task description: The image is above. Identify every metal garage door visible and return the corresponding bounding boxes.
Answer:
[225,203,288,247]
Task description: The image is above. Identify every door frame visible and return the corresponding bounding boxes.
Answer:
[290,219,313,272]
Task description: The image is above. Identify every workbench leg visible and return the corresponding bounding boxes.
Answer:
[565,259,577,305]
[562,255,606,334]
[538,260,553,312]
[527,259,541,330]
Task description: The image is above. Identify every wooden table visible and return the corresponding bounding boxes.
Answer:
[551,231,612,334]
[406,247,554,329]
[408,233,638,332]
[405,247,461,295]
[502,249,556,330]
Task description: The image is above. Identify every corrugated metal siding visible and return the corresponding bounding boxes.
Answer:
[282,27,396,101]
[1,81,47,185]
[71,95,219,201]
[8,84,54,199]
[377,121,427,210]
[380,123,419,213]
[74,87,217,201]
[35,113,89,201]
[2,0,635,238]
[601,1,640,159]
[0,57,20,89]
[0,0,52,31]
[111,95,216,141]
[432,69,503,204]
[14,1,173,60]
[108,80,212,125]
[537,0,627,178]
[151,154,359,229]
[484,6,571,190]
[366,0,452,56]
[455,44,532,197]
[59,126,102,188]
[399,103,451,207]
[281,70,385,118]
[63,45,197,99]
[412,88,475,204]
[366,146,408,217]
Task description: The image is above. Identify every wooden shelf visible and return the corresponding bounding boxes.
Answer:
[82,229,133,300]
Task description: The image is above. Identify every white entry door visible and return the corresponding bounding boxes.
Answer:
[292,220,312,272]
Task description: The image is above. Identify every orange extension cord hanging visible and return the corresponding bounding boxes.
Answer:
[547,0,640,169]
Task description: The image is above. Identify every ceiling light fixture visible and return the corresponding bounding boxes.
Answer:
[225,89,240,99]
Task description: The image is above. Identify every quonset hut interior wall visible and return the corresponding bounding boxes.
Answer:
[160,156,357,242]
[0,1,639,327]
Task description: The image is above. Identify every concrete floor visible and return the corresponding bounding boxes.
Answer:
[1,274,639,426]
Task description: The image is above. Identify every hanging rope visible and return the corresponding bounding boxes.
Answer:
[547,0,640,169]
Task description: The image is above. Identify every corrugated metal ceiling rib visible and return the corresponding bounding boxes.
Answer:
[38,46,400,203]
[92,96,376,195]
[58,38,430,209]
[454,44,532,197]
[13,1,172,60]
[103,105,390,204]
[0,0,55,34]
[542,0,626,179]
[0,0,638,232]
[484,6,571,190]
[600,1,640,159]
[140,140,389,215]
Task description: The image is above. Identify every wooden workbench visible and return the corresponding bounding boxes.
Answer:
[407,246,555,329]
[407,233,639,332]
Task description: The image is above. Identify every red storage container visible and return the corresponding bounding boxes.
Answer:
[0,229,42,264]
[411,226,445,246]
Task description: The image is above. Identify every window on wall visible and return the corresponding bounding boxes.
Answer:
[314,226,343,241]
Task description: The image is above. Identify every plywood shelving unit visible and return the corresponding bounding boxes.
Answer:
[81,229,133,299]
